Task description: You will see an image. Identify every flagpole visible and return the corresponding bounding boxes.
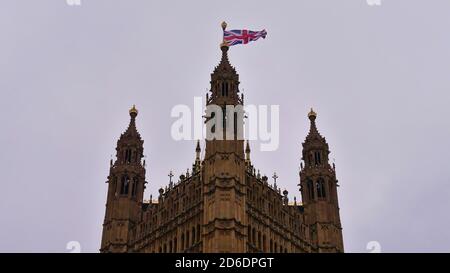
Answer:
[221,21,229,48]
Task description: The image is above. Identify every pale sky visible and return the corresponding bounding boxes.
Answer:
[1,0,450,252]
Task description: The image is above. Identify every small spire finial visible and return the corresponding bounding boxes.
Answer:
[272,172,278,183]
[221,21,227,30]
[196,140,201,152]
[272,172,278,190]
[168,170,174,183]
[308,107,317,120]
[129,104,138,118]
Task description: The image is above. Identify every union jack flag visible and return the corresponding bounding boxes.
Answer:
[223,29,267,46]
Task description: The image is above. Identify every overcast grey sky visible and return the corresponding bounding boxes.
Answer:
[1,0,450,252]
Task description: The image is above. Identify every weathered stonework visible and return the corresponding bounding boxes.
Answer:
[100,46,344,253]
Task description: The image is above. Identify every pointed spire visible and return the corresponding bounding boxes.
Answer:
[245,140,251,163]
[216,43,234,73]
[302,108,330,168]
[121,105,141,140]
[305,107,324,142]
[193,140,202,172]
[196,140,201,158]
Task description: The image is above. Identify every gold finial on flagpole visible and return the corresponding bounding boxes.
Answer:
[220,21,229,49]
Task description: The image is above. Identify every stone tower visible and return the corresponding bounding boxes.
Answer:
[299,109,344,252]
[202,23,247,252]
[100,105,147,253]
[99,27,345,253]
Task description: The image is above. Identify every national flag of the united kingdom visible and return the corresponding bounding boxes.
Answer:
[223,29,267,46]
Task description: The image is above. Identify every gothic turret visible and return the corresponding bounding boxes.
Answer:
[299,109,344,252]
[101,105,147,253]
[204,23,245,158]
[201,23,247,252]
[207,23,242,107]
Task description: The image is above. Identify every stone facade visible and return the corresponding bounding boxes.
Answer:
[100,45,344,253]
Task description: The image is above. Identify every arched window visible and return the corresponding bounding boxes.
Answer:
[222,107,227,132]
[270,239,273,253]
[258,232,262,250]
[192,226,196,244]
[197,224,201,242]
[174,238,177,253]
[233,112,238,139]
[181,233,185,251]
[307,179,314,200]
[120,175,130,195]
[125,149,132,163]
[131,177,138,197]
[263,235,267,252]
[274,242,278,253]
[210,112,216,133]
[308,152,313,165]
[317,178,326,198]
[314,151,322,165]
[169,240,172,253]
[221,82,229,96]
[252,228,256,245]
[186,231,190,249]
[113,176,118,194]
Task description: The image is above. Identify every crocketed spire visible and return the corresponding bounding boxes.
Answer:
[120,105,142,140]
[305,108,325,143]
[302,108,330,168]
[207,31,241,107]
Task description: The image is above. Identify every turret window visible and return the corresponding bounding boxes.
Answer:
[186,230,190,249]
[317,178,326,198]
[252,228,256,245]
[120,175,130,195]
[125,149,132,163]
[211,112,216,133]
[181,233,185,251]
[307,179,314,200]
[221,82,229,96]
[314,151,322,165]
[131,177,139,197]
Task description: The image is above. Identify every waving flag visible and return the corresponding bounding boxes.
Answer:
[223,29,267,46]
